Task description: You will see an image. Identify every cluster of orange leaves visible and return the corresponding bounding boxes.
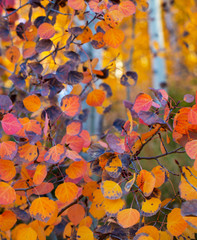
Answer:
[0,0,197,240]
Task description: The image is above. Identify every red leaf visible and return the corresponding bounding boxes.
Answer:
[1,113,22,135]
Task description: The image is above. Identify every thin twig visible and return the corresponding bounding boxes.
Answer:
[3,2,29,18]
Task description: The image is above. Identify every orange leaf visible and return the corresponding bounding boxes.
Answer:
[76,226,94,240]
[66,160,87,179]
[136,170,155,197]
[136,226,159,240]
[23,95,41,112]
[5,46,20,64]
[67,0,86,10]
[141,198,161,217]
[103,28,124,48]
[55,182,78,203]
[82,181,99,198]
[64,135,84,152]
[29,197,58,223]
[23,41,36,59]
[185,140,197,159]
[101,180,122,199]
[133,93,153,113]
[117,208,140,228]
[17,143,38,162]
[167,208,188,236]
[63,222,73,238]
[61,94,81,117]
[44,144,66,163]
[103,198,125,217]
[0,210,17,231]
[67,204,85,225]
[0,159,16,181]
[33,164,47,185]
[79,216,92,228]
[89,202,105,220]
[16,225,38,240]
[77,26,93,44]
[0,141,17,160]
[80,130,91,148]
[179,166,197,200]
[17,117,42,138]
[119,1,136,17]
[91,32,105,49]
[151,166,167,188]
[66,120,82,136]
[86,89,106,107]
[1,113,22,135]
[0,182,16,205]
[37,23,55,39]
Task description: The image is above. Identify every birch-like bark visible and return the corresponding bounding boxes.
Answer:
[148,0,167,89]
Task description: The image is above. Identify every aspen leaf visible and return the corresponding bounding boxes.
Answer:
[103,28,125,48]
[105,155,122,178]
[119,1,136,17]
[125,173,136,192]
[0,210,17,231]
[67,0,86,10]
[159,231,172,240]
[181,200,197,229]
[55,182,78,203]
[66,160,87,179]
[37,23,55,39]
[29,197,58,223]
[0,141,17,160]
[16,226,37,240]
[5,46,20,64]
[185,140,197,159]
[61,94,81,117]
[101,180,122,199]
[167,208,188,236]
[136,170,155,197]
[23,41,36,59]
[77,26,93,44]
[86,89,106,107]
[91,32,105,49]
[89,202,105,219]
[64,135,84,152]
[0,159,16,181]
[1,113,22,135]
[179,166,197,200]
[106,134,125,153]
[66,120,82,136]
[76,226,94,240]
[141,198,161,217]
[136,226,159,240]
[117,208,140,228]
[63,222,73,238]
[82,181,99,197]
[67,204,85,226]
[80,130,91,148]
[103,198,125,216]
[133,93,153,113]
[33,164,47,185]
[44,144,66,163]
[23,95,41,112]
[151,166,167,188]
[17,143,38,162]
[0,182,16,205]
[79,216,92,228]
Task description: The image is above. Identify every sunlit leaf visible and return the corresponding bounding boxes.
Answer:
[33,164,47,185]
[101,180,122,199]
[167,208,188,236]
[117,208,140,228]
[103,198,125,217]
[136,170,155,197]
[29,197,58,223]
[119,1,136,16]
[103,28,125,48]
[37,23,55,39]
[141,198,161,217]
[5,46,20,64]
[0,159,16,181]
[17,143,38,162]
[0,141,17,160]
[151,166,167,188]
[44,144,66,163]
[67,204,85,225]
[133,93,153,113]
[105,155,122,178]
[61,94,81,117]
[76,226,94,240]
[136,226,159,240]
[66,120,82,136]
[0,210,17,231]
[79,216,92,228]
[23,41,36,59]
[55,182,78,203]
[16,225,38,240]
[66,160,87,179]
[1,113,22,135]
[0,182,16,205]
[23,95,41,112]
[86,89,106,107]
[68,0,86,10]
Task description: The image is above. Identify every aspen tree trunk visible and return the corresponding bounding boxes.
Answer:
[148,0,167,89]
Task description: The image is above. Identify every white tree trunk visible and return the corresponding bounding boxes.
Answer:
[148,0,167,89]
